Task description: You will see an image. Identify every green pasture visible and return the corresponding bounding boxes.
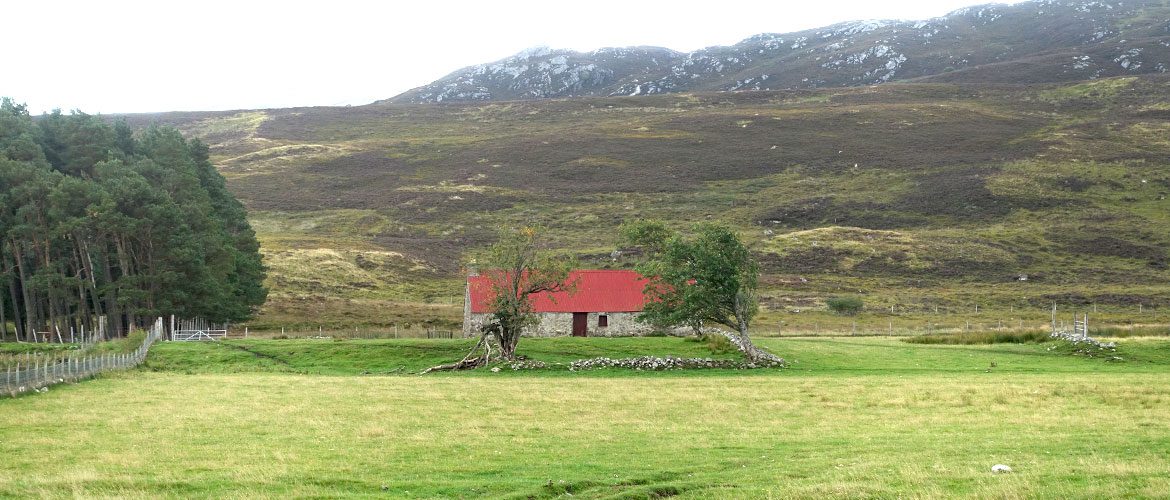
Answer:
[2,336,1169,497]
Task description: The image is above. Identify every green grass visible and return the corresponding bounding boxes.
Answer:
[143,338,472,375]
[87,330,147,355]
[901,329,1053,345]
[139,336,1170,376]
[1,336,1169,497]
[143,337,746,375]
[763,337,1170,374]
[1,332,146,365]
[0,342,79,355]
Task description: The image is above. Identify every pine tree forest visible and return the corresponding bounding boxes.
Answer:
[0,98,267,341]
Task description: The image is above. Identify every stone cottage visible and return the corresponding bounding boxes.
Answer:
[463,269,653,337]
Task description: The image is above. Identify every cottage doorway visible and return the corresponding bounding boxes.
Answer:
[572,313,588,337]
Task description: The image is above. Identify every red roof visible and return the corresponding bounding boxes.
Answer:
[468,270,648,314]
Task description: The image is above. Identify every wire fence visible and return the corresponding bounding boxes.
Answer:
[762,320,1045,338]
[4,316,120,346]
[760,305,1168,338]
[241,325,457,340]
[760,322,1170,338]
[2,317,165,398]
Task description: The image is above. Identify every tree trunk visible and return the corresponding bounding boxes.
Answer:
[713,328,783,365]
[98,247,119,338]
[0,242,7,340]
[499,329,520,360]
[39,237,63,341]
[6,254,24,342]
[111,237,131,337]
[79,238,103,329]
[735,325,768,365]
[69,236,91,333]
[0,275,8,341]
[116,236,138,334]
[12,240,37,340]
[726,293,781,365]
[707,295,784,365]
[32,294,45,341]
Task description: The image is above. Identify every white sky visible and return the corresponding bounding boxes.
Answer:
[3,0,1026,114]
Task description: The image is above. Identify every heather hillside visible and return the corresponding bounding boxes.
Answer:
[122,76,1170,329]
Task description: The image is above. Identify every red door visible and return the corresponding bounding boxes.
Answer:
[572,313,588,337]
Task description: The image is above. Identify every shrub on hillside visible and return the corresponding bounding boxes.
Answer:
[827,296,864,316]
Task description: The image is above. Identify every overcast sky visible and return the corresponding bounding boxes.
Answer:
[3,0,1027,114]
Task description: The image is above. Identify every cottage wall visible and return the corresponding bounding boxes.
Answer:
[463,311,653,338]
[583,312,655,337]
[463,282,476,337]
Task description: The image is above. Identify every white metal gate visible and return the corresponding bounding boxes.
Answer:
[171,317,228,341]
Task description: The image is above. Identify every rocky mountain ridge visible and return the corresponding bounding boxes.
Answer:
[387,0,1170,103]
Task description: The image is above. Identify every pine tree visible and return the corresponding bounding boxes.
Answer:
[0,97,267,339]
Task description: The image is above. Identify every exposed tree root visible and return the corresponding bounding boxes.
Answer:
[419,356,487,374]
[421,331,499,374]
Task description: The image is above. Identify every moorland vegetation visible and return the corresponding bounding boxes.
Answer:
[121,77,1170,331]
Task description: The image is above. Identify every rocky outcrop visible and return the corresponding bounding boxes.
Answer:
[387,0,1170,104]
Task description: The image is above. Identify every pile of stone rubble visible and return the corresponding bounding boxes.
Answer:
[568,356,769,371]
[1048,331,1121,360]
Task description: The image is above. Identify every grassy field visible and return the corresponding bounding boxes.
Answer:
[2,336,1169,497]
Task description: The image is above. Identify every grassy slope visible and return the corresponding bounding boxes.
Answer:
[121,77,1170,330]
[1,337,1168,497]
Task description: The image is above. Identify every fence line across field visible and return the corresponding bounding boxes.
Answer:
[4,302,1163,344]
[167,318,455,340]
[2,318,165,398]
[768,303,1163,338]
[247,325,456,339]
